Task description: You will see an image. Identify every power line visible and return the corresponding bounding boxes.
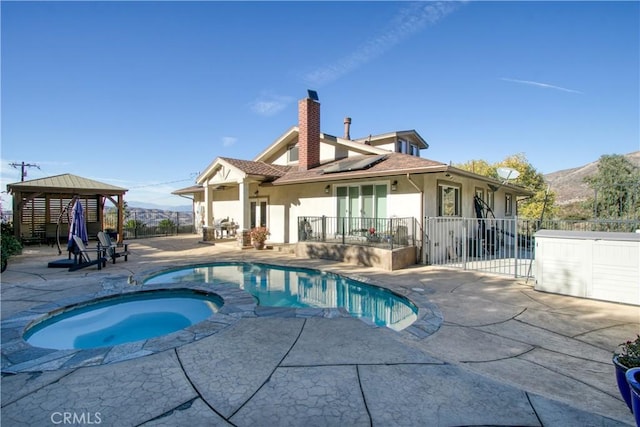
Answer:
[128,177,194,189]
[9,162,40,181]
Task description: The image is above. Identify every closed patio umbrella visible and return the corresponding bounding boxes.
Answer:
[67,199,88,252]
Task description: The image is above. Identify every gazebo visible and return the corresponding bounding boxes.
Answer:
[6,173,128,246]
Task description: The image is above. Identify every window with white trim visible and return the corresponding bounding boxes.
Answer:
[438,182,461,217]
[486,189,495,210]
[287,143,299,163]
[395,138,419,157]
[505,193,513,216]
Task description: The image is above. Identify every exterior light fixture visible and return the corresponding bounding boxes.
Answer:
[324,185,330,193]
[391,180,398,191]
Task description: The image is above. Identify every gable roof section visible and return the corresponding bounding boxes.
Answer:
[253,126,391,163]
[253,126,299,162]
[6,173,127,195]
[220,157,291,178]
[196,156,291,185]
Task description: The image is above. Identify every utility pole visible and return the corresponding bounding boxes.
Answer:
[9,162,40,181]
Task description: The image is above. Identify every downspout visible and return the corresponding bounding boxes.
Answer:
[406,173,426,264]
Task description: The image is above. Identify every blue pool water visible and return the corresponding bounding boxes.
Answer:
[24,290,222,350]
[144,262,417,331]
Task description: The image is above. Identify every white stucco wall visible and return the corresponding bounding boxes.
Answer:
[199,168,525,245]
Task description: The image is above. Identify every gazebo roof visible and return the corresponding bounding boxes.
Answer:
[7,173,127,195]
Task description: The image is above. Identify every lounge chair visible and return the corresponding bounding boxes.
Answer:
[97,231,129,264]
[68,235,107,272]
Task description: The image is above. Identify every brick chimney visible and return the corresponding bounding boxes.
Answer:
[298,96,320,171]
[344,117,351,140]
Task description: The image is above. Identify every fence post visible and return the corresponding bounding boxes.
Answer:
[342,217,346,245]
[175,212,179,235]
[412,218,416,248]
[462,224,467,269]
[514,217,519,278]
[321,215,326,242]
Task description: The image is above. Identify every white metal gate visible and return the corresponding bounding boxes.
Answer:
[425,217,535,278]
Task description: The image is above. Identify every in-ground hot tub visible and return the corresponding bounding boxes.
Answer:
[24,289,223,350]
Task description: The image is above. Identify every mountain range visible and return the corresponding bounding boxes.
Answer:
[543,151,640,205]
[127,201,192,212]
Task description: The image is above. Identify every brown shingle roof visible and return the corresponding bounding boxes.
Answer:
[220,157,291,178]
[273,153,447,185]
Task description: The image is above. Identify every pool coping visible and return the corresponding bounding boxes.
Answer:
[1,261,443,374]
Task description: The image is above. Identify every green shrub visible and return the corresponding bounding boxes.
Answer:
[1,223,22,272]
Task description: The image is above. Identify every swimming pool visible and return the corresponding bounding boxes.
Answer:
[24,289,222,350]
[144,262,418,331]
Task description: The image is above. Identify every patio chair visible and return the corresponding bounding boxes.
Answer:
[68,235,107,272]
[97,231,129,264]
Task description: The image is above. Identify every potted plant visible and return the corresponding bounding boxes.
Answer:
[250,226,269,249]
[625,367,640,424]
[613,335,640,412]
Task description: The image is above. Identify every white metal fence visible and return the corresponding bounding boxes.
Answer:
[425,217,534,278]
[425,217,640,278]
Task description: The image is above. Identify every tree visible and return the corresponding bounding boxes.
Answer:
[125,219,145,230]
[158,219,176,235]
[584,154,640,219]
[456,153,556,219]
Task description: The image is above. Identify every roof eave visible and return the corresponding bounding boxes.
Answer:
[353,130,428,149]
[253,126,298,162]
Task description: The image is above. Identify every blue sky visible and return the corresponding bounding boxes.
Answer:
[2,1,638,208]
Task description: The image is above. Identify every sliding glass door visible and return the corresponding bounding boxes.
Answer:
[336,184,387,233]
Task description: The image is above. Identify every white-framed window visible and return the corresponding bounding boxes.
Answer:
[395,139,419,157]
[486,190,495,210]
[287,143,299,163]
[438,182,461,217]
[250,197,268,228]
[475,187,484,202]
[505,193,513,217]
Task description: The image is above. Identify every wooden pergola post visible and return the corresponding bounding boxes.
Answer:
[117,195,124,245]
[11,190,22,238]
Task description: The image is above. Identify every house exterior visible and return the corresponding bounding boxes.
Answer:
[174,93,531,268]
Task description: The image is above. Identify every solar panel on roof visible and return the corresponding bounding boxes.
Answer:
[323,155,387,174]
[307,90,319,101]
